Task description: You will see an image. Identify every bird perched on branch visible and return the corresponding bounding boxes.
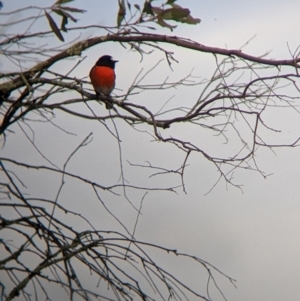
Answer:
[89,55,118,109]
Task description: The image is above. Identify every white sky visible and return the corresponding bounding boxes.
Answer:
[1,1,300,300]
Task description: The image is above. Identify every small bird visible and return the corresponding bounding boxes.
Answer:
[89,55,118,109]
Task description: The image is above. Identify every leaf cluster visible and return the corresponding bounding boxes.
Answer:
[118,0,201,30]
[45,0,86,42]
[44,0,200,42]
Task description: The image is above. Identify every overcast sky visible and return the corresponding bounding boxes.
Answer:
[1,1,300,301]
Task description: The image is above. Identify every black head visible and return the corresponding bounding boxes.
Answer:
[95,55,118,69]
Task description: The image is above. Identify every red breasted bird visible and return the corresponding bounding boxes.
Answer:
[89,55,118,109]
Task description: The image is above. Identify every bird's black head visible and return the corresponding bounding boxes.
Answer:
[95,55,118,69]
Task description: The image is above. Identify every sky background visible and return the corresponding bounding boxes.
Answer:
[1,1,300,300]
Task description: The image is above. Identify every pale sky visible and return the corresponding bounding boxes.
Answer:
[1,1,300,300]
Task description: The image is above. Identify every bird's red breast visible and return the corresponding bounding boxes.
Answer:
[89,55,117,97]
[89,65,116,96]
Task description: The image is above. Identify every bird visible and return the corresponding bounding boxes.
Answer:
[89,55,118,109]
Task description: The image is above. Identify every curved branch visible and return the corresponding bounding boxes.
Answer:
[1,32,299,94]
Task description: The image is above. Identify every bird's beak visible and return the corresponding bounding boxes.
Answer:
[113,60,118,63]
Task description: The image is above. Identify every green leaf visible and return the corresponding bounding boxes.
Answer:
[152,6,163,14]
[171,7,190,20]
[142,1,154,15]
[55,0,74,4]
[159,7,190,20]
[166,0,176,4]
[57,6,86,13]
[157,7,172,19]
[52,8,77,22]
[156,18,177,31]
[117,0,126,27]
[183,15,201,25]
[45,11,64,42]
[127,1,131,11]
[166,4,201,25]
[52,8,64,16]
[61,15,68,32]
